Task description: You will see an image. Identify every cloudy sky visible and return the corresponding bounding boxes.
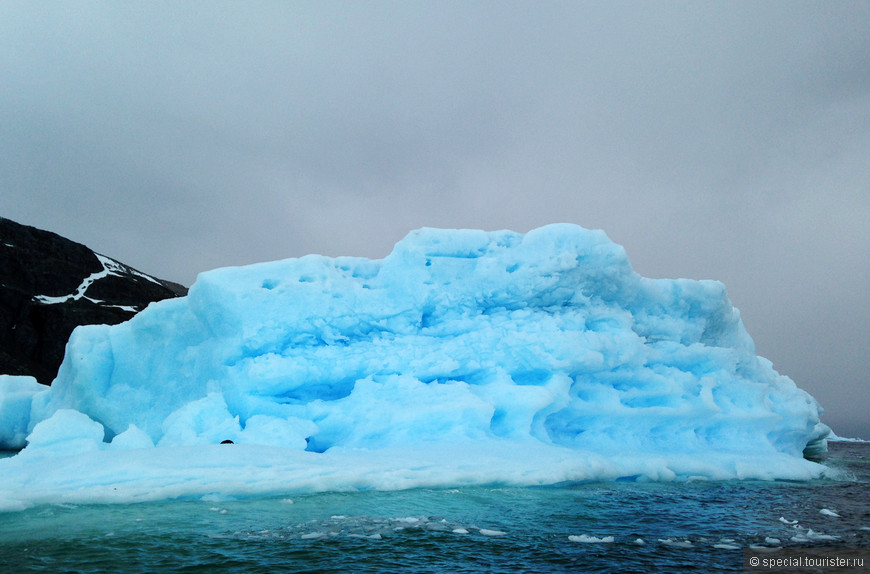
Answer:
[2,1,868,438]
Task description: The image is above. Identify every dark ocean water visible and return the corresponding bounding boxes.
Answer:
[0,442,867,574]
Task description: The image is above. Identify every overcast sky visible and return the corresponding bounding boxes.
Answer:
[2,1,868,438]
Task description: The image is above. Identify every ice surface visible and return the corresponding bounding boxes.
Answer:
[0,224,831,510]
[0,375,49,449]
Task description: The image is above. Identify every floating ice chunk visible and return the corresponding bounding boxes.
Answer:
[714,543,741,550]
[569,534,614,543]
[396,517,420,524]
[778,517,798,525]
[301,532,326,540]
[452,528,469,534]
[819,508,840,517]
[479,529,507,537]
[658,538,693,548]
[349,533,382,540]
[790,529,839,543]
[764,537,782,546]
[633,538,646,545]
[805,529,839,541]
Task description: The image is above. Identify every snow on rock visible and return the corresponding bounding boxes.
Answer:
[0,224,831,509]
[0,216,187,385]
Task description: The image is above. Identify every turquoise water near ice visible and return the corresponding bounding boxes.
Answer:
[1,442,867,573]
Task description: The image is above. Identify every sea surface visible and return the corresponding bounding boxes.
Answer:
[0,442,867,573]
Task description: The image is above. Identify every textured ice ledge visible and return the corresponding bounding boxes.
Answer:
[0,224,830,509]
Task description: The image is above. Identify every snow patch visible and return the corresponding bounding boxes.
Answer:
[31,253,161,306]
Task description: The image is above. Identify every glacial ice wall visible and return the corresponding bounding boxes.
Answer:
[0,224,830,508]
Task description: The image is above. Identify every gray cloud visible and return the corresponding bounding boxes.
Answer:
[1,1,868,437]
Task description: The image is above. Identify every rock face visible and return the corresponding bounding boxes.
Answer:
[0,216,186,385]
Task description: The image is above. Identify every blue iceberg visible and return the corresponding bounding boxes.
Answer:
[0,224,830,510]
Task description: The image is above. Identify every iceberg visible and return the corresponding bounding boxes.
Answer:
[0,224,829,510]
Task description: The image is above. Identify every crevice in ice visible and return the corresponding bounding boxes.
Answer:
[303,436,326,453]
[420,305,436,329]
[512,369,552,386]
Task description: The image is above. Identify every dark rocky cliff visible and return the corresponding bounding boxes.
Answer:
[0,216,187,385]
